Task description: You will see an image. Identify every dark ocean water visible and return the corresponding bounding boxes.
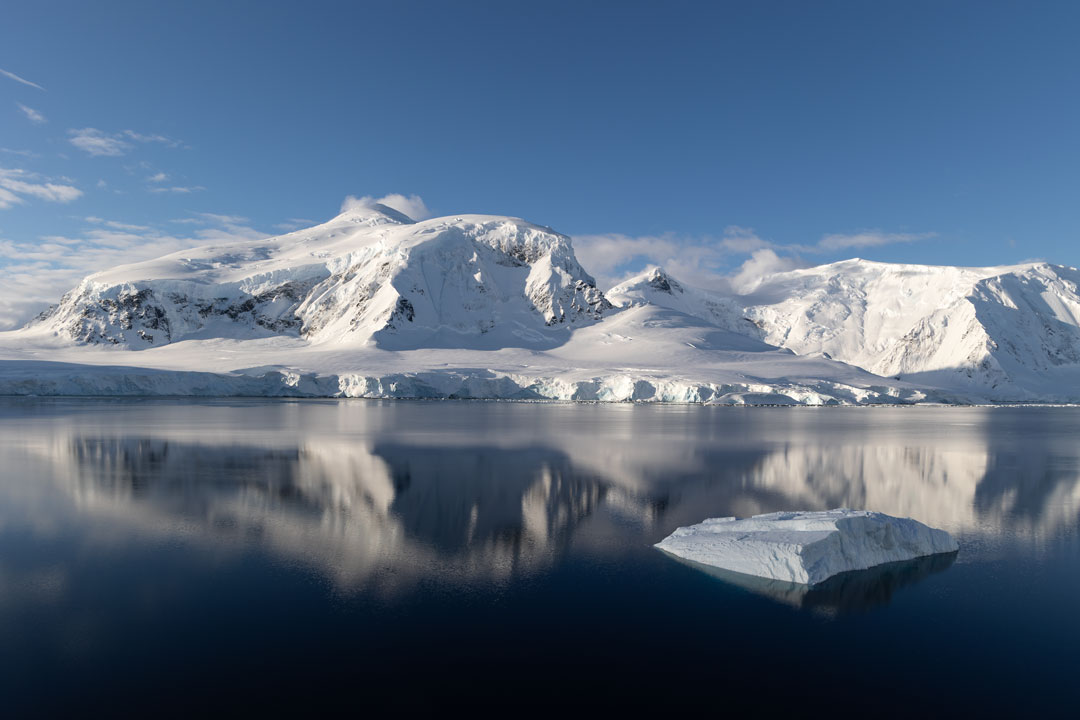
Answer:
[1,399,1078,715]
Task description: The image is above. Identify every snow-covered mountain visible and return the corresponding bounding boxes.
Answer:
[743,259,1080,398]
[611,259,1080,400]
[35,204,610,350]
[1,205,1076,403]
[606,266,751,335]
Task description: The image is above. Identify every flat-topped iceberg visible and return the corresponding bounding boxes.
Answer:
[655,509,958,585]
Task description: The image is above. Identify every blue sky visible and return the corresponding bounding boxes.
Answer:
[1,1,1078,326]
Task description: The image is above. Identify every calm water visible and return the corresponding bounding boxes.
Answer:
[1,400,1079,714]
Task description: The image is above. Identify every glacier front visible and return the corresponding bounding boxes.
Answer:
[655,509,959,585]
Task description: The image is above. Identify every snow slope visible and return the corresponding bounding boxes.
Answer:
[34,204,610,350]
[606,266,752,335]
[0,206,939,403]
[743,259,1080,398]
[610,260,1080,401]
[655,509,959,585]
[0,301,929,403]
[0,205,1074,402]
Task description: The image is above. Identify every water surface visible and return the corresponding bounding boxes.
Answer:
[1,400,1078,713]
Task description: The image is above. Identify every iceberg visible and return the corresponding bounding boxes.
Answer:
[655,509,958,585]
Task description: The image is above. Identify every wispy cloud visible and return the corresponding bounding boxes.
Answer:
[85,216,151,232]
[194,212,249,225]
[574,225,935,292]
[122,130,181,147]
[274,218,316,232]
[0,213,269,329]
[815,230,936,251]
[148,185,205,194]
[573,232,685,288]
[0,68,44,91]
[717,225,773,253]
[68,127,183,157]
[0,168,82,210]
[68,128,131,157]
[729,249,809,292]
[15,102,46,124]
[341,193,431,221]
[0,148,37,157]
[147,172,168,183]
[573,226,771,289]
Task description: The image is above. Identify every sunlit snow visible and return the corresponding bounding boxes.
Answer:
[0,205,1077,402]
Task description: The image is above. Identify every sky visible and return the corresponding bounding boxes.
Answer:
[1,0,1079,328]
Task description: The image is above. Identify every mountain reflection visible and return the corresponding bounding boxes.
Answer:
[378,445,604,552]
[53,436,621,590]
[7,404,1080,601]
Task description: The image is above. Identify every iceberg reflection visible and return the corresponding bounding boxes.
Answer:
[1,402,1078,602]
[666,551,958,615]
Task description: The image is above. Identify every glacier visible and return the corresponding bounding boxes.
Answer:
[0,202,1077,402]
[654,509,959,585]
[610,261,1080,401]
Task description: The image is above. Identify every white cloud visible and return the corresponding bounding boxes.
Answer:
[15,102,46,124]
[572,233,683,288]
[194,212,248,224]
[0,148,36,157]
[0,168,82,209]
[717,226,771,253]
[0,68,44,91]
[122,130,181,147]
[86,216,151,231]
[274,218,316,231]
[68,128,183,157]
[816,231,935,251]
[572,224,933,293]
[340,193,431,221]
[0,214,269,329]
[68,128,131,157]
[148,185,205,194]
[729,249,809,293]
[573,226,771,290]
[378,193,431,220]
[147,172,168,183]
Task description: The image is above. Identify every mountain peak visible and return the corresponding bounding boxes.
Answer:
[646,265,679,289]
[334,202,416,226]
[34,207,610,351]
[608,266,682,298]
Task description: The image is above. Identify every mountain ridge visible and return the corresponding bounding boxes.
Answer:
[609,258,1080,399]
[34,206,611,351]
[3,206,1078,403]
